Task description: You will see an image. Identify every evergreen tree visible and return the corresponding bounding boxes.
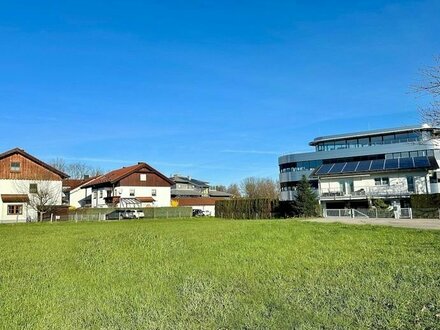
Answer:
[295,175,320,217]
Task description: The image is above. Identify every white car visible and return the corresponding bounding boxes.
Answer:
[202,210,212,216]
[121,209,145,219]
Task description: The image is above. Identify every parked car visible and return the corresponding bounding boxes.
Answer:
[192,209,204,217]
[105,209,145,220]
[202,210,212,216]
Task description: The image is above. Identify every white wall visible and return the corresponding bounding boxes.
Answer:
[320,172,428,195]
[69,186,93,208]
[0,179,62,222]
[91,186,171,208]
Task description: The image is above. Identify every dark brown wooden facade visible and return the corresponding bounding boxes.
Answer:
[0,153,64,181]
[118,169,173,187]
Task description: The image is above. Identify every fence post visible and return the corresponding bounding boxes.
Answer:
[75,213,78,223]
[375,208,378,219]
[50,214,53,223]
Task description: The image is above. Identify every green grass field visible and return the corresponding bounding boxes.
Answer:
[1,218,439,329]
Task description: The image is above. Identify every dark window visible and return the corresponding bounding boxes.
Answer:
[346,139,358,148]
[370,136,382,145]
[8,205,23,215]
[383,134,395,143]
[152,189,157,196]
[334,140,346,150]
[10,162,21,172]
[29,184,38,193]
[358,138,369,147]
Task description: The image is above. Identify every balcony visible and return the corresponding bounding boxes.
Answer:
[319,185,414,200]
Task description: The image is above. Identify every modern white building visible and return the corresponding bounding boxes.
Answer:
[0,148,68,222]
[83,162,174,208]
[279,125,440,212]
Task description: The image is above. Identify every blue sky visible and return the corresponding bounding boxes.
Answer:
[0,0,439,185]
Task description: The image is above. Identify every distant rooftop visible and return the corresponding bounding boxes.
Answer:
[309,124,437,146]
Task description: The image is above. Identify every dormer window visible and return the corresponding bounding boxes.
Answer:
[10,162,21,172]
[140,174,147,181]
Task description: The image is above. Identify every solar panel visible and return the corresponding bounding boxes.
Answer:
[399,157,414,169]
[414,156,430,168]
[342,161,358,173]
[315,164,334,175]
[370,159,385,170]
[356,160,371,172]
[328,162,346,173]
[384,158,399,170]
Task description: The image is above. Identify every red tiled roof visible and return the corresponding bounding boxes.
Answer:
[62,176,98,191]
[83,162,174,188]
[1,194,30,202]
[174,197,222,206]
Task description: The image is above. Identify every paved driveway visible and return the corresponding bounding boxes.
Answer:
[304,217,440,230]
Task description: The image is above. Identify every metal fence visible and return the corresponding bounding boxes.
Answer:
[323,208,440,219]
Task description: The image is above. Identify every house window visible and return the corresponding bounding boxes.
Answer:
[152,189,157,196]
[99,190,103,198]
[29,183,38,193]
[10,162,21,172]
[129,189,135,196]
[8,205,22,215]
[374,177,389,186]
[140,174,147,181]
[93,191,97,198]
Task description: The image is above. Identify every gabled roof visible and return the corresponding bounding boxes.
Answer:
[62,176,99,191]
[83,162,174,188]
[0,148,69,179]
[170,175,209,187]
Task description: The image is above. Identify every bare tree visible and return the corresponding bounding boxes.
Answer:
[50,159,103,179]
[212,185,227,192]
[226,183,242,198]
[413,56,440,125]
[240,177,279,199]
[15,176,62,222]
[27,181,62,222]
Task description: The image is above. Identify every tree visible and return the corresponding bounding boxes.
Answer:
[50,159,103,179]
[15,176,62,222]
[226,183,241,198]
[240,177,279,199]
[295,175,320,217]
[28,181,62,221]
[212,185,227,192]
[414,56,440,125]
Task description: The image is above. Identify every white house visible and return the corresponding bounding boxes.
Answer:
[0,148,68,222]
[62,176,97,208]
[83,162,174,208]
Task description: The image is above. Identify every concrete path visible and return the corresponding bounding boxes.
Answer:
[303,217,440,230]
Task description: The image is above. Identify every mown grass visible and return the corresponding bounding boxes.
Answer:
[1,218,439,329]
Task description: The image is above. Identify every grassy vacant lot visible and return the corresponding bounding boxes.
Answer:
[1,219,439,329]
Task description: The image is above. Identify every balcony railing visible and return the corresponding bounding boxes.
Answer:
[320,185,415,199]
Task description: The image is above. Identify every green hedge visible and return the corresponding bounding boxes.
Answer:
[215,199,279,219]
[410,194,440,208]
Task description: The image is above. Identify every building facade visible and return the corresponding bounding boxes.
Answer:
[84,162,174,208]
[0,148,68,222]
[62,176,97,208]
[279,125,440,211]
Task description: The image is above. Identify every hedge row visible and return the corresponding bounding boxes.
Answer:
[410,194,440,208]
[215,199,278,219]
